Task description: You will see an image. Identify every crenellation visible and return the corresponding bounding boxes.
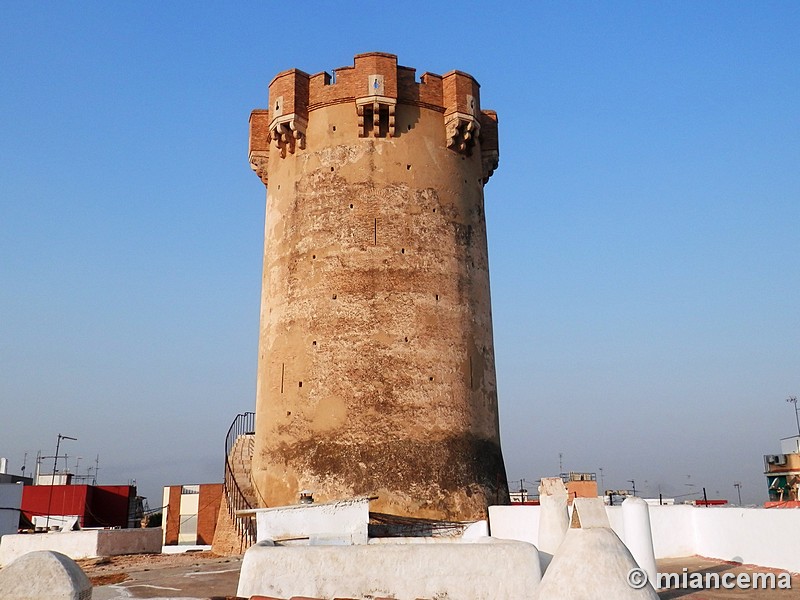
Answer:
[248,109,270,184]
[267,69,310,157]
[442,71,482,155]
[308,68,354,110]
[442,70,481,118]
[250,53,496,165]
[416,72,445,112]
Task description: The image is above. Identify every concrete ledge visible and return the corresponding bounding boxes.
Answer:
[162,544,212,554]
[0,528,163,566]
[237,538,541,599]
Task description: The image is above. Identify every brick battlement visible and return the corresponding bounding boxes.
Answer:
[249,52,499,183]
[269,52,480,114]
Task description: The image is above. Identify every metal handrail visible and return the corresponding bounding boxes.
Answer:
[223,411,256,550]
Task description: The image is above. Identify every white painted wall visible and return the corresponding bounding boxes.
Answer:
[488,504,539,546]
[0,484,23,537]
[0,528,162,565]
[605,505,626,539]
[692,507,800,573]
[647,505,695,558]
[488,503,800,572]
[251,497,370,545]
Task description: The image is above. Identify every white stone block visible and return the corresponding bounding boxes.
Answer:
[237,539,541,599]
[536,528,658,600]
[0,550,92,600]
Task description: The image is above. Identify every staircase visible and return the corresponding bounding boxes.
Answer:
[230,433,259,507]
[212,412,259,554]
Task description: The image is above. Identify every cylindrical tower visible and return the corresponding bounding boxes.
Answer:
[248,52,508,521]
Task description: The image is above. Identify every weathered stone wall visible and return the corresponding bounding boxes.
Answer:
[249,53,508,521]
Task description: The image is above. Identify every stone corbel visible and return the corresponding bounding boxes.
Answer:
[269,114,307,158]
[249,151,269,185]
[356,97,397,138]
[445,113,480,154]
[481,149,499,183]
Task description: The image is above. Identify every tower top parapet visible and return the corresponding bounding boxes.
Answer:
[249,52,499,184]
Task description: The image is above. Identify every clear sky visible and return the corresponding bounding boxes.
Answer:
[1,2,798,508]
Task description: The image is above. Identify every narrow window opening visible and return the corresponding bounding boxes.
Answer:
[361,105,375,137]
[286,411,291,416]
[332,294,337,300]
[374,218,377,245]
[332,125,337,132]
[406,164,411,170]
[401,248,405,254]
[349,203,354,209]
[312,254,316,259]
[429,376,434,382]
[330,167,334,172]
[432,208,436,213]
[404,336,409,342]
[435,294,440,302]
[407,124,412,131]
[298,381,303,388]
[312,340,317,346]
[378,108,390,137]
[280,363,285,394]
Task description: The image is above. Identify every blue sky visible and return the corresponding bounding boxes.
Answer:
[1,2,798,507]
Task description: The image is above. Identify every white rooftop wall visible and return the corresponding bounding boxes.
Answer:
[489,503,800,572]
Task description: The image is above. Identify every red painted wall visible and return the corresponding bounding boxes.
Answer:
[21,485,135,528]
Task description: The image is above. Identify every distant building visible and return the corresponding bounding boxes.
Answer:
[0,483,24,537]
[162,484,222,546]
[643,498,674,506]
[35,473,73,486]
[0,457,32,486]
[564,472,598,503]
[509,489,538,505]
[0,474,32,486]
[764,435,800,506]
[20,484,139,529]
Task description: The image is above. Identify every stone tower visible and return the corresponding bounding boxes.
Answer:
[248,52,508,521]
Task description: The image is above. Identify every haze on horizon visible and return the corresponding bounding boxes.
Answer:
[1,2,798,508]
